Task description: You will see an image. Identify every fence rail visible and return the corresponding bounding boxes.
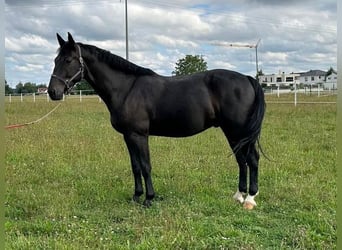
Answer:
[5,89,337,105]
[5,90,102,103]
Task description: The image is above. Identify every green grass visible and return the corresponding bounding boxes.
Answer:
[5,94,336,249]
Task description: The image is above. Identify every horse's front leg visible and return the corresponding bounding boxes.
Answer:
[125,134,143,202]
[124,132,155,207]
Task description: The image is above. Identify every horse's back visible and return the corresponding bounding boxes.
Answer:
[146,69,258,137]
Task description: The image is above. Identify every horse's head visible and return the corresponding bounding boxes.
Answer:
[48,32,85,100]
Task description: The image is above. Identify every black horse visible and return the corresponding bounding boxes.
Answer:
[48,33,265,209]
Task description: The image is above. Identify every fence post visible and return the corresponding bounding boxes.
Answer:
[294,83,297,106]
[80,90,82,102]
[21,93,23,102]
[277,85,280,98]
[33,93,36,102]
[47,93,49,102]
[318,84,320,97]
[9,94,12,103]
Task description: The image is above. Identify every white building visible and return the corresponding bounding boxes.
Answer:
[324,70,337,90]
[259,69,338,89]
[298,70,326,86]
[258,71,300,87]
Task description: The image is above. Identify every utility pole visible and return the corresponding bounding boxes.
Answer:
[125,0,129,60]
[120,0,129,60]
[255,38,261,75]
[212,39,261,76]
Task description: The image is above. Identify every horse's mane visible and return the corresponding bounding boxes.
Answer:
[80,43,156,76]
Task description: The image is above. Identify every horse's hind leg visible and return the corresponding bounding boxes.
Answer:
[223,133,248,204]
[225,132,259,209]
[232,149,248,204]
[244,144,260,210]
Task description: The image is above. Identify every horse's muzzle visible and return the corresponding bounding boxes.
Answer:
[48,88,63,100]
[48,76,66,100]
[48,84,65,100]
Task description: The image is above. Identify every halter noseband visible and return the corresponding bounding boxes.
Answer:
[51,44,85,93]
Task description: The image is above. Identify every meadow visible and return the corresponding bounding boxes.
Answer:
[5,93,336,249]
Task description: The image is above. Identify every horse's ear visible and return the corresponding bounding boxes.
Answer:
[56,33,66,47]
[67,32,75,45]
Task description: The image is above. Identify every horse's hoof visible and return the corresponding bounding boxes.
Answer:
[233,190,245,204]
[143,199,153,208]
[243,192,258,210]
[243,201,255,210]
[132,195,140,203]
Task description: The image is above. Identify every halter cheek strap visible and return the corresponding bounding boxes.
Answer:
[51,44,85,93]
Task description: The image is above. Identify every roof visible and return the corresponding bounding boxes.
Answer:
[299,70,326,77]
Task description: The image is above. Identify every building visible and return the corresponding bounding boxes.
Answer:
[258,71,300,87]
[298,70,326,86]
[324,70,337,90]
[258,69,337,89]
[38,87,48,93]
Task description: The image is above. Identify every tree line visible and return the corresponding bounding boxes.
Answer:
[5,55,208,95]
[5,80,48,94]
[5,80,93,95]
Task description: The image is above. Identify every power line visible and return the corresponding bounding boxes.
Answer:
[5,0,336,34]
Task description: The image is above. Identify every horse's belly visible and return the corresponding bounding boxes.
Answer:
[149,116,213,137]
[149,125,208,137]
[150,89,217,137]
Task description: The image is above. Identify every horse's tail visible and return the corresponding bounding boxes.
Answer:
[233,76,266,157]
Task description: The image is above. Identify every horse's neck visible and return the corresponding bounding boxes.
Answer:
[83,53,135,109]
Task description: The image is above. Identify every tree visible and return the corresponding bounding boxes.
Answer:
[5,80,14,94]
[74,80,95,95]
[75,80,93,91]
[23,82,38,93]
[172,55,208,76]
[16,82,24,93]
[325,67,336,77]
[14,82,43,93]
[37,84,47,89]
[256,69,264,78]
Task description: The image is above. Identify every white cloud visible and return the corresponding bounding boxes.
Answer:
[153,35,198,48]
[263,52,288,63]
[4,0,337,86]
[14,63,44,73]
[5,35,54,53]
[208,60,237,71]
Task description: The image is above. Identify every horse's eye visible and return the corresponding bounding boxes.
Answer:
[65,57,72,63]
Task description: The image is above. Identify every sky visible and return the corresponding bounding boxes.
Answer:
[5,0,337,87]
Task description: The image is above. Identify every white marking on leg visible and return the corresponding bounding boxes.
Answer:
[243,192,259,209]
[233,190,246,203]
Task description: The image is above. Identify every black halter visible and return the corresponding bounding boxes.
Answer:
[51,44,85,93]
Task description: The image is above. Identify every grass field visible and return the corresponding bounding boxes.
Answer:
[5,93,336,249]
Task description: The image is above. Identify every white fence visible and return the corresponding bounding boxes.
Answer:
[265,86,337,96]
[5,88,337,106]
[265,86,337,106]
[5,90,102,103]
